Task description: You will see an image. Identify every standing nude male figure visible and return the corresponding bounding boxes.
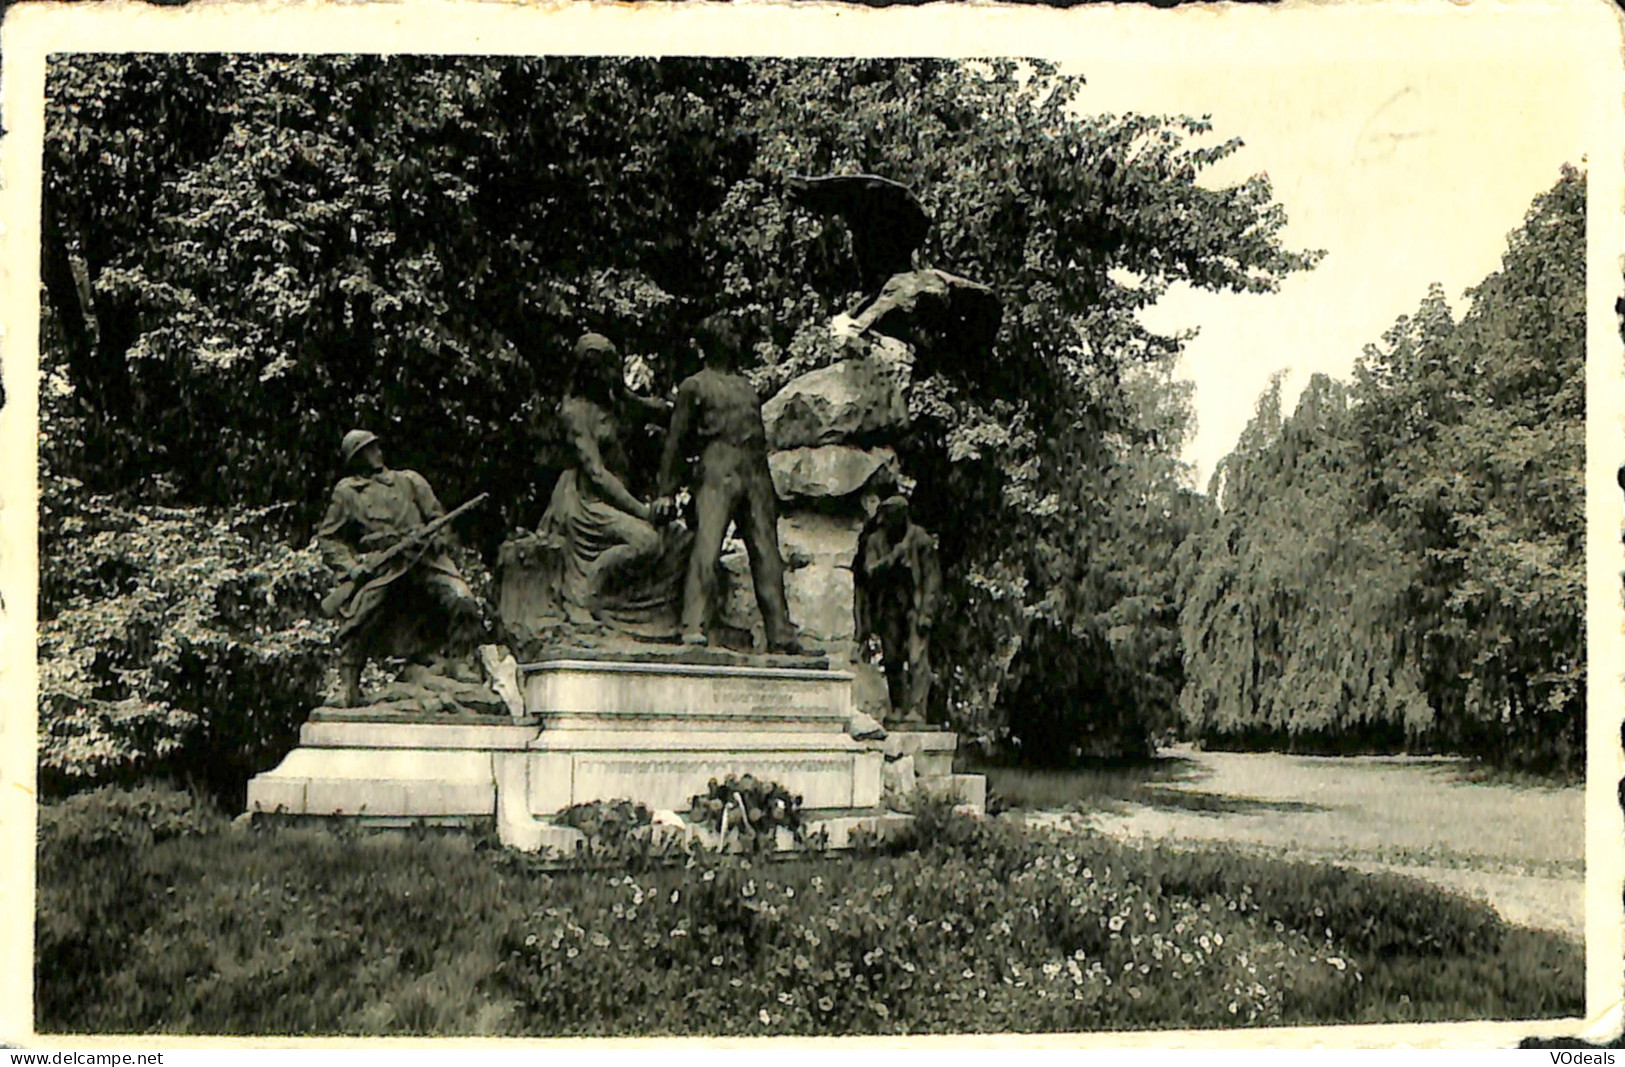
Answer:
[652,320,805,654]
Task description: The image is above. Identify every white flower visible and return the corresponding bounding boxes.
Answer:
[759,1009,772,1025]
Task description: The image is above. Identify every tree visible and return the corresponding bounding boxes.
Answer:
[1178,168,1585,770]
[1354,167,1585,769]
[1178,374,1429,751]
[42,55,1317,762]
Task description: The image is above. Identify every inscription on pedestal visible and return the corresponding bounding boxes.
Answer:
[571,755,858,809]
[717,679,826,714]
[525,659,851,724]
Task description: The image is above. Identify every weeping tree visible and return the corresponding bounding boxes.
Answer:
[1178,168,1584,771]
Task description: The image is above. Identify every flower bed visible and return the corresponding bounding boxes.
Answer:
[34,785,1582,1035]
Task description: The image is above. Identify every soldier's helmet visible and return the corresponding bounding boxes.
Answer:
[340,429,380,465]
[572,332,617,360]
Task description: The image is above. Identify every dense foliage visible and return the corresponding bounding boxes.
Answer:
[42,54,1315,759]
[37,485,333,801]
[995,361,1213,762]
[1178,169,1585,771]
[36,787,1579,1035]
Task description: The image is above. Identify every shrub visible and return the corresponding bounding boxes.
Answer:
[38,783,225,858]
[494,843,1336,1035]
[995,618,1156,767]
[1119,843,1506,961]
[38,490,334,804]
[539,799,688,871]
[35,785,227,1029]
[38,819,524,1035]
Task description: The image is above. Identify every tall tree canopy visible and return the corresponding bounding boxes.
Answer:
[42,54,1316,755]
[1178,167,1585,771]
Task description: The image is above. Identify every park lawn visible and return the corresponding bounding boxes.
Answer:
[979,749,1584,875]
[35,787,1582,1036]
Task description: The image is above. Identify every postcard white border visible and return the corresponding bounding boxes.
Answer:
[1,0,1619,1049]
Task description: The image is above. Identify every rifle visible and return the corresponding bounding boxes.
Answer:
[319,492,489,617]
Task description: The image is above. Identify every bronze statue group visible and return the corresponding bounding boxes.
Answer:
[318,322,940,721]
[319,175,952,721]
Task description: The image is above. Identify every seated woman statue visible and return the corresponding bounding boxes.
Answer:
[543,333,666,616]
[499,333,691,646]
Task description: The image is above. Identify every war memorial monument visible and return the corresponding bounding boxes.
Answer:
[245,177,989,848]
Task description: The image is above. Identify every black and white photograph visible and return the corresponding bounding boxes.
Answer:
[1,0,1619,1047]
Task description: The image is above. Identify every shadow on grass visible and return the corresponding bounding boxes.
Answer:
[978,759,1328,816]
[1135,788,1329,817]
[1444,762,1584,791]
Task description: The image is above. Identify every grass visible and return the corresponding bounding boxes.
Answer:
[977,752,1585,939]
[33,785,1584,1036]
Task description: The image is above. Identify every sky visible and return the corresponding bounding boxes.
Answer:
[1063,6,1600,491]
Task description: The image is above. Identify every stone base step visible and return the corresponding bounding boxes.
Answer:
[933,773,987,813]
[245,736,886,820]
[246,748,497,817]
[243,808,917,856]
[300,716,539,750]
[535,711,839,733]
[883,729,958,777]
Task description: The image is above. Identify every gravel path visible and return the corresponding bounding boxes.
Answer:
[1021,745,1585,940]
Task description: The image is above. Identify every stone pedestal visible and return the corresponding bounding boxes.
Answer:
[515,652,882,814]
[244,648,997,851]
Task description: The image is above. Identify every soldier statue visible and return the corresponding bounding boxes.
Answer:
[317,429,493,707]
[652,318,806,654]
[853,494,942,723]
